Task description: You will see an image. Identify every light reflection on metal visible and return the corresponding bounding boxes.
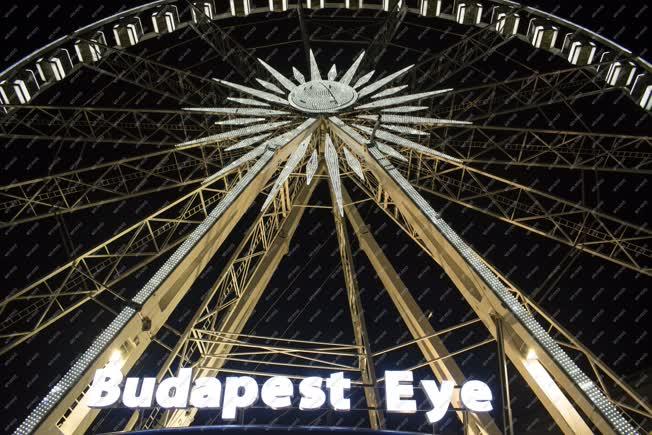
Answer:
[306,149,318,185]
[357,89,452,109]
[325,134,344,216]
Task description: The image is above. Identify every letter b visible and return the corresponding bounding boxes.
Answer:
[86,368,123,407]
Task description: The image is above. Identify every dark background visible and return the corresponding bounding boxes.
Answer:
[0,1,650,434]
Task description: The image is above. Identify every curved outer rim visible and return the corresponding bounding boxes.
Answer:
[0,0,650,83]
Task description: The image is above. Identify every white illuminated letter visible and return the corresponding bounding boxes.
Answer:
[86,368,123,408]
[155,368,192,408]
[122,377,156,408]
[460,380,493,412]
[385,371,417,413]
[261,376,293,409]
[190,377,222,408]
[299,377,326,410]
[222,376,259,420]
[420,380,454,423]
[325,372,351,411]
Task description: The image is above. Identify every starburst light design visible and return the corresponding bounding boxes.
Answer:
[181,50,472,215]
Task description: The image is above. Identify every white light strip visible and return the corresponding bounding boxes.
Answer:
[340,51,365,85]
[214,78,289,106]
[293,67,306,84]
[376,141,408,161]
[357,114,471,126]
[256,78,285,94]
[309,49,322,81]
[343,146,364,180]
[215,117,266,126]
[381,106,429,113]
[306,149,318,185]
[183,107,289,116]
[327,64,338,81]
[381,124,428,136]
[258,58,297,91]
[175,121,290,149]
[353,70,375,89]
[225,133,273,151]
[202,144,266,184]
[262,136,311,210]
[353,124,461,163]
[325,134,343,216]
[227,97,270,107]
[357,65,414,98]
[370,84,408,99]
[356,89,452,109]
[367,147,636,435]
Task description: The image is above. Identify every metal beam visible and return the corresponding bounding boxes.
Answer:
[415,11,520,88]
[297,0,312,69]
[187,2,264,83]
[330,118,634,434]
[0,104,215,145]
[0,144,239,227]
[156,166,323,428]
[341,186,500,435]
[358,1,407,76]
[389,148,652,275]
[22,120,318,435]
[79,37,227,105]
[422,124,652,174]
[353,118,652,174]
[0,167,241,356]
[432,60,635,121]
[330,183,384,430]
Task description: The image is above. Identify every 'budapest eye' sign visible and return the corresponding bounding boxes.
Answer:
[87,368,493,424]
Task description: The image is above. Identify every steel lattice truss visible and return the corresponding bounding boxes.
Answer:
[1,2,651,435]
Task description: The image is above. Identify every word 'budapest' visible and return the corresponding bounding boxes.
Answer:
[87,368,493,423]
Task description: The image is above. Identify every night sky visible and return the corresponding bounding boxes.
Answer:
[0,0,650,434]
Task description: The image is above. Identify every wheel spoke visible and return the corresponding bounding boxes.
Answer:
[79,37,226,105]
[433,59,641,121]
[0,142,245,227]
[0,167,248,356]
[390,145,652,275]
[0,105,216,145]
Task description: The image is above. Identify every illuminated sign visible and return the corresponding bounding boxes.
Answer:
[86,368,492,424]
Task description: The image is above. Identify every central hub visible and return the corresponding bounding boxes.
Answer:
[289,80,358,113]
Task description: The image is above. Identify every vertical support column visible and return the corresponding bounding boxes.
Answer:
[494,315,514,435]
[341,186,500,435]
[329,182,385,430]
[329,121,610,434]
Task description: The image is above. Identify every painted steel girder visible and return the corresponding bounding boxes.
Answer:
[24,120,318,435]
[491,269,652,424]
[159,168,322,428]
[433,61,628,121]
[341,186,501,435]
[330,184,385,430]
[331,121,635,434]
[416,19,517,89]
[0,169,242,357]
[423,124,652,173]
[79,38,227,106]
[0,105,215,145]
[358,1,407,77]
[341,161,594,435]
[394,152,652,275]
[188,4,264,83]
[0,144,239,228]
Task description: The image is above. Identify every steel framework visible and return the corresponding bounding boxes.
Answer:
[1,2,650,435]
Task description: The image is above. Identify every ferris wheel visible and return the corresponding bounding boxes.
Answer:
[0,1,650,434]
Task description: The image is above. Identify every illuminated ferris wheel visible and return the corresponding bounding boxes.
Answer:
[0,1,650,434]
